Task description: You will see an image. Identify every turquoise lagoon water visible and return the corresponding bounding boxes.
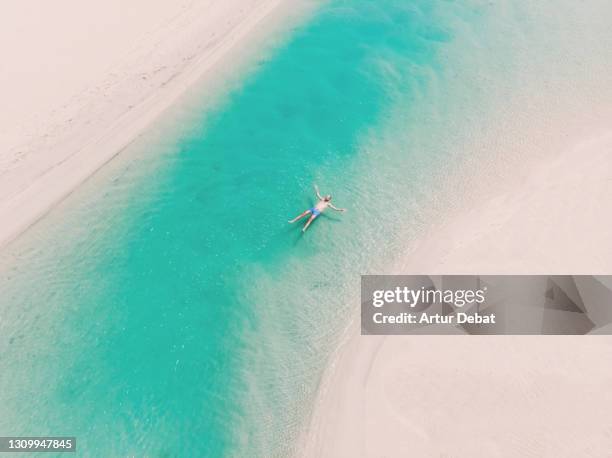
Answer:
[0,0,582,456]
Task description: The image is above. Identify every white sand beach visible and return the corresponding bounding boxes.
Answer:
[0,0,306,249]
[299,131,612,457]
[3,2,612,456]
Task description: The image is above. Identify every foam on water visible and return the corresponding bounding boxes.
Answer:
[1,1,611,456]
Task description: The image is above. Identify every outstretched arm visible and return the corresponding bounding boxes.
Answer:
[314,184,323,200]
[329,203,346,212]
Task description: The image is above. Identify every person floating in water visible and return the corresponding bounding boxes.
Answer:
[289,184,347,232]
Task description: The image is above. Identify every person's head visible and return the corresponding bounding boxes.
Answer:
[324,195,332,202]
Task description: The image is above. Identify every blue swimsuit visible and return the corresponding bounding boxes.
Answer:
[310,207,321,217]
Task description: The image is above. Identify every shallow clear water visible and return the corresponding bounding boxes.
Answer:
[2,0,611,456]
